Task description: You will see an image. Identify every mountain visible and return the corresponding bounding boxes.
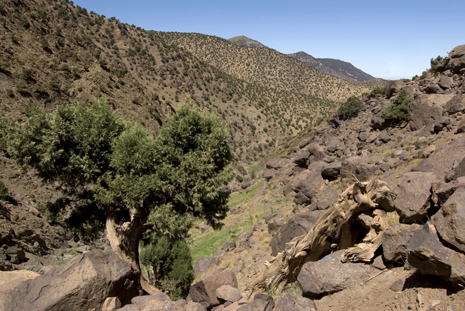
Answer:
[228,35,269,49]
[156,32,369,102]
[288,51,375,83]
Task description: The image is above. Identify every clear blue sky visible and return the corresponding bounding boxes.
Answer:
[72,0,464,80]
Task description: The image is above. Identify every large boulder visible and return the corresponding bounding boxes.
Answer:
[436,177,465,205]
[189,270,238,309]
[274,290,317,311]
[385,80,405,98]
[340,156,380,182]
[408,94,455,131]
[446,44,465,73]
[382,223,422,263]
[263,158,292,181]
[0,270,39,309]
[412,135,465,181]
[444,94,465,115]
[407,223,465,284]
[270,210,325,256]
[119,293,171,311]
[431,188,465,253]
[5,250,141,311]
[297,250,375,297]
[393,172,438,223]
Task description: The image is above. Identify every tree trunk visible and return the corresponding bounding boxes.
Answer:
[249,179,396,293]
[106,208,147,271]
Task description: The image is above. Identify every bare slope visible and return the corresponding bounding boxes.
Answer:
[156,32,369,102]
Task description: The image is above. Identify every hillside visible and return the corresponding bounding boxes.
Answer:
[0,0,340,165]
[288,51,375,83]
[228,35,269,49]
[156,32,369,102]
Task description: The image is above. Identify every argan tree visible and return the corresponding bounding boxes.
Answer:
[7,99,234,271]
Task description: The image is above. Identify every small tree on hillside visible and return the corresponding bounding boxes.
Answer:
[7,99,234,271]
[337,96,364,119]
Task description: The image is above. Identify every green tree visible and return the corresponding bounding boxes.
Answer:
[381,89,411,121]
[337,96,363,119]
[7,99,234,271]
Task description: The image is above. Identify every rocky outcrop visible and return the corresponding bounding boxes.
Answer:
[189,270,238,309]
[4,249,141,311]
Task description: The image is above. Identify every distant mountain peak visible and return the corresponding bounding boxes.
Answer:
[228,36,269,49]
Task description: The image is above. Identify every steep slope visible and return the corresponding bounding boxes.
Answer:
[156,32,369,102]
[228,35,269,49]
[288,51,375,83]
[0,0,338,164]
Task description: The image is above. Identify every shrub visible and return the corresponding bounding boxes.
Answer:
[367,86,385,98]
[381,89,411,121]
[236,175,243,183]
[140,234,194,300]
[0,180,9,200]
[337,96,363,119]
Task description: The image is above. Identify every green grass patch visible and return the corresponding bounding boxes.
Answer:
[228,180,263,208]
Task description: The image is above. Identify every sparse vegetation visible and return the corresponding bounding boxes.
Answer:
[337,95,364,119]
[381,89,411,121]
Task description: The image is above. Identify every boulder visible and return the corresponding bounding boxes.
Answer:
[426,84,442,94]
[438,75,453,89]
[5,250,141,311]
[270,210,325,256]
[102,297,122,311]
[274,290,317,311]
[130,293,170,311]
[358,132,370,142]
[292,150,310,166]
[431,188,465,253]
[263,158,292,181]
[215,285,242,304]
[408,94,454,131]
[306,144,326,165]
[412,135,465,181]
[436,176,465,204]
[444,94,465,115]
[321,162,341,180]
[0,270,39,309]
[382,223,422,263]
[194,257,214,277]
[340,156,379,182]
[189,271,238,308]
[393,172,438,223]
[297,250,375,297]
[237,294,274,311]
[385,80,404,98]
[446,44,465,73]
[407,223,465,284]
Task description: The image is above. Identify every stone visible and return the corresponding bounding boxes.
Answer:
[439,75,453,89]
[292,150,310,166]
[297,250,375,297]
[76,245,91,253]
[393,172,438,223]
[131,293,170,311]
[382,223,422,263]
[221,241,236,253]
[436,177,465,204]
[421,144,436,158]
[358,132,369,142]
[407,223,465,284]
[390,278,405,292]
[267,221,283,235]
[385,80,404,98]
[321,161,341,180]
[184,301,208,311]
[427,84,442,94]
[274,290,317,311]
[237,294,274,311]
[444,94,465,115]
[270,210,325,256]
[409,94,455,131]
[215,285,242,304]
[189,271,238,308]
[194,257,214,277]
[5,250,140,311]
[431,188,465,253]
[340,156,379,182]
[102,297,122,311]
[378,132,390,143]
[372,256,386,270]
[0,270,39,309]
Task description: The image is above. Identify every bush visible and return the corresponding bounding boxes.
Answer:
[367,86,385,98]
[236,175,243,183]
[337,96,363,119]
[140,234,194,300]
[381,89,411,121]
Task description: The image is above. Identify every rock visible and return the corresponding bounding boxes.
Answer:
[130,293,170,311]
[431,188,465,253]
[165,299,187,311]
[444,94,465,115]
[385,80,404,98]
[372,256,386,270]
[263,158,292,181]
[292,150,310,166]
[378,132,390,143]
[446,44,465,73]
[184,301,208,311]
[270,210,325,256]
[76,245,91,253]
[421,144,436,158]
[267,221,283,235]
[0,270,39,309]
[102,297,122,311]
[274,290,317,311]
[390,278,405,292]
[340,156,379,182]
[221,241,236,253]
[194,257,214,277]
[408,95,454,131]
[393,172,438,223]
[5,250,140,311]
[237,293,274,311]
[358,132,369,142]
[4,246,26,264]
[189,270,238,308]
[215,285,242,304]
[436,177,465,204]
[382,223,422,263]
[427,84,442,94]
[407,223,465,284]
[439,75,453,89]
[297,250,375,297]
[379,163,391,172]
[412,135,465,181]
[321,161,341,180]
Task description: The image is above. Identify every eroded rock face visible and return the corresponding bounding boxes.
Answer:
[297,250,375,297]
[5,250,141,311]
[432,188,465,253]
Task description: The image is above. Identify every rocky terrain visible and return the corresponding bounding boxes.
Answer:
[1,44,463,311]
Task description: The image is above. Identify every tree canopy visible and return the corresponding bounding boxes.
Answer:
[6,99,234,267]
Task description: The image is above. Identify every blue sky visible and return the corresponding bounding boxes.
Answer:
[72,0,464,80]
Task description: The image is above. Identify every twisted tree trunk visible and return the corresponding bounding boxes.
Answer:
[249,179,396,292]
